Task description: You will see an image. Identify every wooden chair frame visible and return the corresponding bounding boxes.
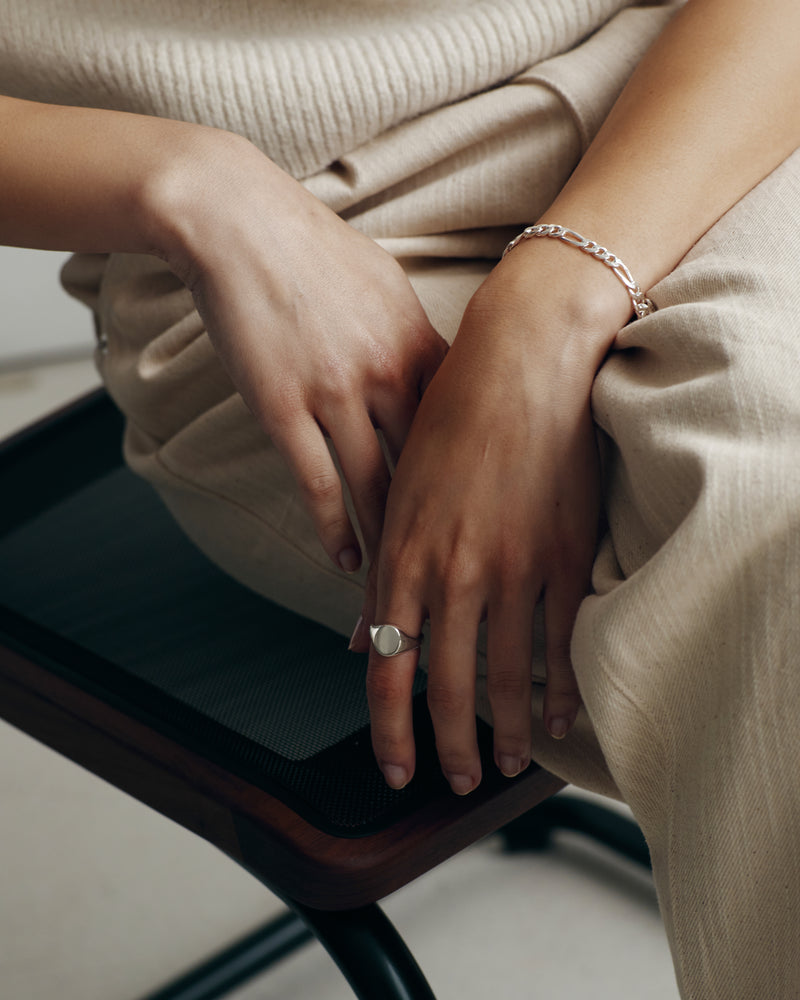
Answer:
[0,391,648,1000]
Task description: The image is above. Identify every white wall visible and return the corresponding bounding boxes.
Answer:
[0,246,96,367]
[0,247,101,436]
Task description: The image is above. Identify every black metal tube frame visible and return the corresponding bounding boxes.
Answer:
[294,900,437,1000]
[140,899,436,1000]
[140,910,313,1000]
[501,794,652,869]
[140,795,647,1000]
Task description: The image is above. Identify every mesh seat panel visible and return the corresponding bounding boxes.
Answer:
[0,466,448,836]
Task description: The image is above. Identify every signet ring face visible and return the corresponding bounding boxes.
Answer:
[369,624,422,657]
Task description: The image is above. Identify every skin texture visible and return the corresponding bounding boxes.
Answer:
[358,0,800,791]
[1,0,799,794]
[362,262,616,791]
[155,140,449,573]
[0,113,447,573]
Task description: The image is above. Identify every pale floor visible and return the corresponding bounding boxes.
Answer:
[0,251,680,1000]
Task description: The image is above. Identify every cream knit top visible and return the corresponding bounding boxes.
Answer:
[1,0,642,179]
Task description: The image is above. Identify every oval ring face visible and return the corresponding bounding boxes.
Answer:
[371,624,403,656]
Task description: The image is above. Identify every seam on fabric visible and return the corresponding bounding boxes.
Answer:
[513,71,590,153]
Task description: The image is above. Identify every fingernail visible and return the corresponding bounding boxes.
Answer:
[382,764,409,790]
[348,615,369,652]
[498,755,527,778]
[338,546,361,573]
[446,773,476,796]
[548,716,572,740]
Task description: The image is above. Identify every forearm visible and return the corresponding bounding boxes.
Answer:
[0,95,241,259]
[505,0,800,348]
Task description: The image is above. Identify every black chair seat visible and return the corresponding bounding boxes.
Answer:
[0,390,648,1000]
[0,391,564,910]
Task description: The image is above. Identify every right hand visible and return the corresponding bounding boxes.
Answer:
[157,130,448,573]
[350,236,631,792]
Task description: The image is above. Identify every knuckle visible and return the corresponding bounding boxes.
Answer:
[427,681,471,723]
[546,667,581,701]
[379,535,425,591]
[370,348,404,391]
[547,637,576,676]
[380,533,409,570]
[319,371,353,409]
[488,668,530,706]
[298,465,341,508]
[366,667,406,709]
[550,537,591,582]
[371,317,441,390]
[435,541,483,602]
[496,542,535,587]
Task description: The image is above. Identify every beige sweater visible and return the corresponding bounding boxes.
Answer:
[1,0,644,178]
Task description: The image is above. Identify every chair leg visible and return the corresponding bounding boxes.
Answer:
[139,910,313,1000]
[500,794,652,870]
[138,899,435,1000]
[293,900,438,1000]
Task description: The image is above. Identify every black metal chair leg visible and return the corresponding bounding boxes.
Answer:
[293,900,437,1000]
[139,910,313,1000]
[500,794,652,870]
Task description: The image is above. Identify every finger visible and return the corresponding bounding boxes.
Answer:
[372,392,416,466]
[486,590,536,777]
[373,325,447,463]
[417,326,449,394]
[348,555,379,654]
[271,414,362,573]
[543,572,585,740]
[367,538,426,789]
[366,608,424,790]
[427,607,482,795]
[328,409,391,560]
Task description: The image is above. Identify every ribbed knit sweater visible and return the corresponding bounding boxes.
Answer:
[1,0,640,178]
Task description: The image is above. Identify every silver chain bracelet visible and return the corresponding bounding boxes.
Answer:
[502,223,655,319]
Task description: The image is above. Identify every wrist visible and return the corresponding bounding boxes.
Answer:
[504,224,654,321]
[137,124,262,283]
[473,234,634,377]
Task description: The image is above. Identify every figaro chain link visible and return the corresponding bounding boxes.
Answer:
[503,223,655,320]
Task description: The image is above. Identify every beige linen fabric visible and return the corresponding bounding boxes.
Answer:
[570,153,800,996]
[60,5,800,998]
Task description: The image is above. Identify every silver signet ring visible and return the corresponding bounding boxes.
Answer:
[370,624,422,657]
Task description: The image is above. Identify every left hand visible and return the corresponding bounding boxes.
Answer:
[356,245,625,793]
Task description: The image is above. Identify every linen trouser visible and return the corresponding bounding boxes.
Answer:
[62,7,800,996]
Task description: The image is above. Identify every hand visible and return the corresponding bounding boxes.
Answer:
[158,131,448,572]
[358,245,624,793]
